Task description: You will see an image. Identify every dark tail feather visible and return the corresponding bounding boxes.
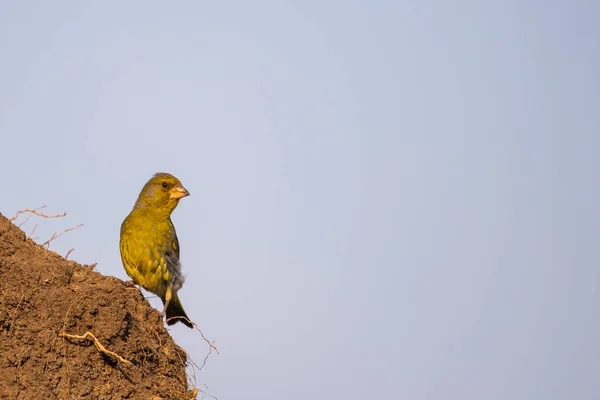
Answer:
[166,295,193,328]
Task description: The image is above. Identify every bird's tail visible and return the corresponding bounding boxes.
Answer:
[166,295,193,328]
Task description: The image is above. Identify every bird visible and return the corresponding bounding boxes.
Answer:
[119,172,194,328]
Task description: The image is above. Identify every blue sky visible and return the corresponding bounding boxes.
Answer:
[1,1,599,399]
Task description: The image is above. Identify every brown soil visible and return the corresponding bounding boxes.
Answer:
[0,213,197,399]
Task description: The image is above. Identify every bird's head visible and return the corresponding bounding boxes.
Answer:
[133,172,190,213]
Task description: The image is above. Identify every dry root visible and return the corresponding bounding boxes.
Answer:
[165,316,219,356]
[43,224,84,249]
[9,205,83,255]
[9,205,67,222]
[59,331,131,365]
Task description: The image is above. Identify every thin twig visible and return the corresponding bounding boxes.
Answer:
[43,224,84,249]
[9,205,67,222]
[59,331,131,365]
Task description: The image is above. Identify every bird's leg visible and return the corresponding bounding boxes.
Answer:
[162,282,173,317]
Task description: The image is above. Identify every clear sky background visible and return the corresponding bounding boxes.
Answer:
[1,1,599,399]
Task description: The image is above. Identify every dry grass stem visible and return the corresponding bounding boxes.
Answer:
[64,249,75,259]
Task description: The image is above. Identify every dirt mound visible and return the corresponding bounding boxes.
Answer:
[0,213,196,399]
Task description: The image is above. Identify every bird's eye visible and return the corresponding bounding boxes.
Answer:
[162,182,168,188]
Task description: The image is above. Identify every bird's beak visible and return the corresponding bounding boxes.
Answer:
[170,184,190,199]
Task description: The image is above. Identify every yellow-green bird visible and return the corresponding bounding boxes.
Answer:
[120,172,193,328]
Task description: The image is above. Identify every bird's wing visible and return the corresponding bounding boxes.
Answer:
[170,219,180,260]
